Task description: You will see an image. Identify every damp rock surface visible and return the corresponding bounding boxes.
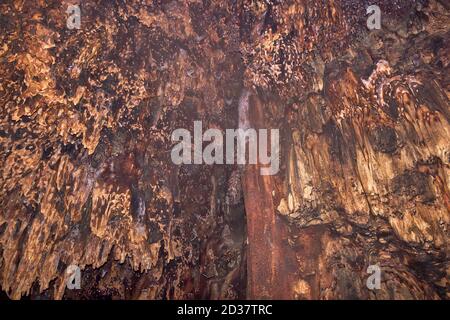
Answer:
[0,0,449,300]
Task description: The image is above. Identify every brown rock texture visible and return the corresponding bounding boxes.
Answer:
[0,0,449,299]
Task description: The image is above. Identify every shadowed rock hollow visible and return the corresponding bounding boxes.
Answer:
[0,0,449,299]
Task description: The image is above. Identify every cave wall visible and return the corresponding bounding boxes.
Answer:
[242,0,449,299]
[0,0,247,299]
[0,0,448,299]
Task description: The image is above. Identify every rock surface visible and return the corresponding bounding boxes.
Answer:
[0,0,448,299]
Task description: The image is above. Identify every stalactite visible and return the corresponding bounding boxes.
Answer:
[0,0,448,300]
